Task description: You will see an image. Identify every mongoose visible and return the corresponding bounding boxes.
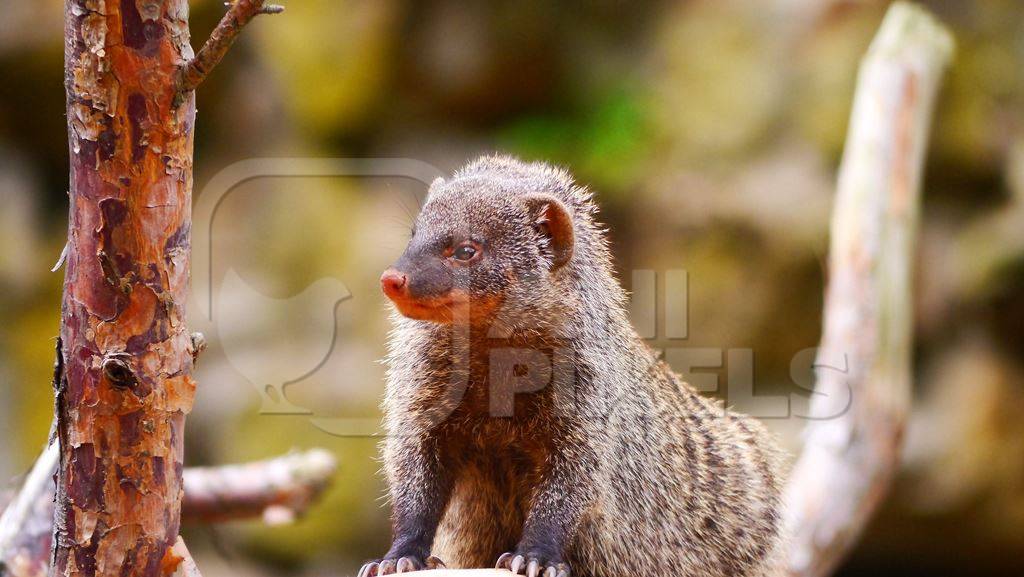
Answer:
[361,155,786,577]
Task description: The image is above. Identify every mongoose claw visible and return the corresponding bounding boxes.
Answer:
[357,561,379,577]
[496,552,515,569]
[359,555,444,576]
[496,552,569,577]
[425,556,447,570]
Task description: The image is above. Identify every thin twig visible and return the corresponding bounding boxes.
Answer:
[178,1,285,93]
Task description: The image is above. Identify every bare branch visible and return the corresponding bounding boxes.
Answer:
[178,0,285,93]
[181,449,337,524]
[0,442,58,577]
[190,332,208,365]
[0,447,336,576]
[781,3,954,577]
[259,4,286,15]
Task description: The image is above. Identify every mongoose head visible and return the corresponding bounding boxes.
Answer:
[381,156,582,327]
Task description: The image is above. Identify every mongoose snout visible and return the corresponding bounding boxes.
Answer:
[380,268,408,298]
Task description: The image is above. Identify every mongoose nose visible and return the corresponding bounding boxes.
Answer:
[380,269,408,299]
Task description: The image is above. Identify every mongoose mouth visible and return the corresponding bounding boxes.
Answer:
[388,292,505,324]
[389,293,468,322]
[380,267,469,322]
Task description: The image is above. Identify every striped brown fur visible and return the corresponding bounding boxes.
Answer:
[363,156,787,577]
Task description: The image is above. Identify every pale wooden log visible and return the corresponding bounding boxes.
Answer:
[392,571,509,577]
[781,3,954,577]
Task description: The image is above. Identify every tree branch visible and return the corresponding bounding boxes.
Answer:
[169,537,204,577]
[181,449,337,524]
[0,446,336,577]
[781,3,954,577]
[178,0,285,93]
[0,441,59,577]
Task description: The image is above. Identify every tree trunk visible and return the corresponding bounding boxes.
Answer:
[55,1,197,575]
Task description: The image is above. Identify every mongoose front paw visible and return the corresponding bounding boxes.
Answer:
[496,552,569,577]
[357,555,445,577]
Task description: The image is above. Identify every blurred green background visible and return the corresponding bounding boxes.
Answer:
[1,0,1023,575]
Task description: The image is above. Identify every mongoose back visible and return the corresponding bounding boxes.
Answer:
[362,155,786,577]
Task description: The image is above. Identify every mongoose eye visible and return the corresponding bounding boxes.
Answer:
[452,244,478,262]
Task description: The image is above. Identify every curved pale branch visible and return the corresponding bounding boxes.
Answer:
[781,4,954,577]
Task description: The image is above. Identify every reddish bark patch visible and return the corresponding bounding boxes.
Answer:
[69,444,104,510]
[118,410,145,453]
[128,93,150,163]
[120,0,148,50]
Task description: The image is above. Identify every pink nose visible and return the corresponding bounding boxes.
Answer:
[380,269,408,299]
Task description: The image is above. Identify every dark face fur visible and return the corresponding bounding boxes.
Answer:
[381,176,574,326]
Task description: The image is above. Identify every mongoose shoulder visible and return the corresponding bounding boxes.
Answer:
[362,155,787,577]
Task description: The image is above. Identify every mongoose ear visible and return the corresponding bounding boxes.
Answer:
[524,194,574,270]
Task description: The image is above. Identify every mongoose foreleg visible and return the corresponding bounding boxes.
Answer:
[359,435,452,577]
[496,438,595,577]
